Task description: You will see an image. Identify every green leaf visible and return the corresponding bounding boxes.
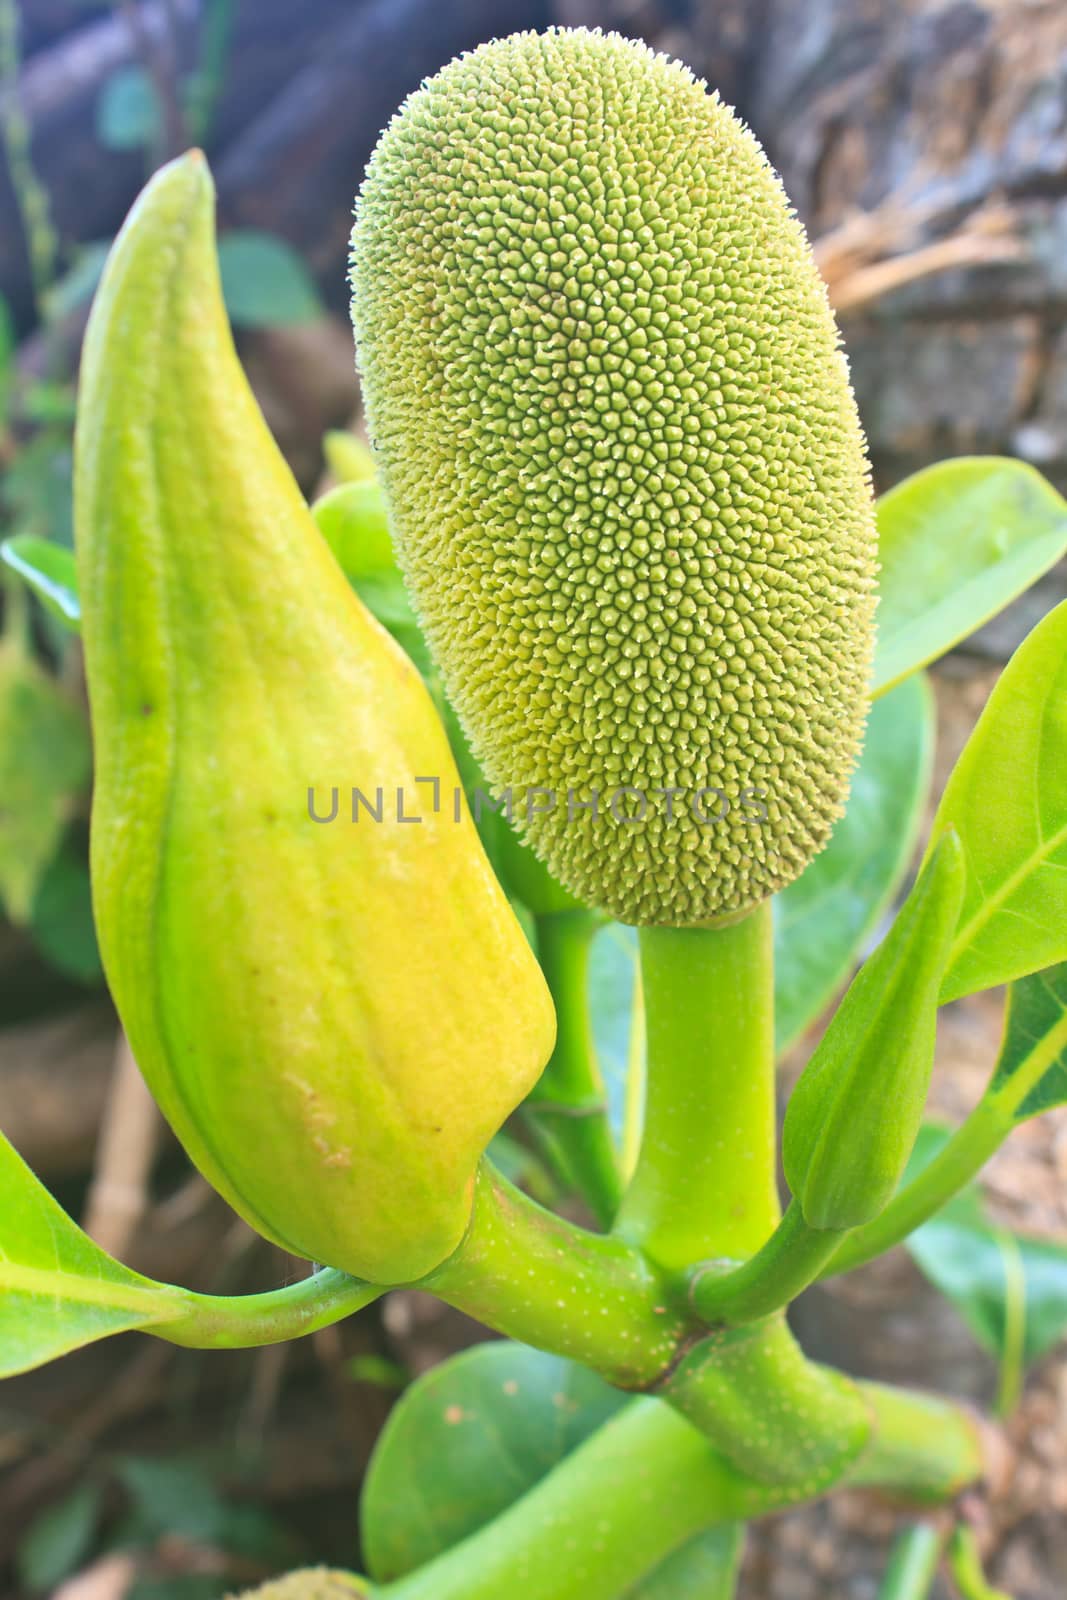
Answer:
[347,1353,408,1392]
[116,1456,299,1564]
[1,535,81,628]
[873,457,1067,695]
[312,481,394,577]
[588,921,642,1148]
[0,637,91,923]
[783,833,965,1229]
[1,430,74,546]
[360,1340,624,1583]
[909,1210,1067,1370]
[309,481,435,680]
[988,964,1067,1122]
[96,65,161,151]
[16,1479,103,1592]
[905,1123,1067,1372]
[625,1526,744,1599]
[31,836,102,983]
[0,1128,186,1375]
[41,242,112,324]
[0,1123,380,1374]
[774,672,935,1053]
[931,598,1067,1000]
[217,231,322,328]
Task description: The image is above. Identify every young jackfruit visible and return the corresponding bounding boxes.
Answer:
[351,28,877,925]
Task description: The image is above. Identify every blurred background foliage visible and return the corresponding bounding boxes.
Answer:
[2,2,1067,1597]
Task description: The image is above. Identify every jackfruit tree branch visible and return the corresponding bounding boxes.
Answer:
[612,906,779,1271]
[423,1162,693,1389]
[380,1376,982,1600]
[523,909,624,1228]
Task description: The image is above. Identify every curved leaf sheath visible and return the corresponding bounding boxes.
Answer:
[784,833,965,1229]
[74,154,555,1284]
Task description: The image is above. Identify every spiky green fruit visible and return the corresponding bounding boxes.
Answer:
[351,28,876,925]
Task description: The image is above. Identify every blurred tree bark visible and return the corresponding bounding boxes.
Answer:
[4,0,1067,486]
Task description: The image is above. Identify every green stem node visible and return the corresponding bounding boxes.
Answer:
[688,1200,846,1324]
[657,1316,871,1491]
[424,1163,692,1388]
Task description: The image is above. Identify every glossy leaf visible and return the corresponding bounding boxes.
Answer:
[217,230,323,327]
[0,1128,185,1375]
[931,598,1067,1000]
[0,635,91,924]
[774,672,935,1053]
[873,457,1067,695]
[1,535,81,628]
[783,833,965,1229]
[0,1124,380,1375]
[905,1124,1067,1370]
[988,963,1067,1122]
[360,1341,624,1583]
[309,486,435,682]
[312,481,394,577]
[626,1526,743,1599]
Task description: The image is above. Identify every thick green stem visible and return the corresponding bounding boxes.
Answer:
[423,1163,692,1388]
[525,910,623,1227]
[381,1400,771,1600]
[380,1378,981,1600]
[849,1381,982,1498]
[826,1100,1007,1276]
[877,1525,944,1600]
[689,1200,846,1324]
[614,905,778,1270]
[657,1316,871,1491]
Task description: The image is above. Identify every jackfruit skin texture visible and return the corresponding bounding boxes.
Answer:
[351,28,877,926]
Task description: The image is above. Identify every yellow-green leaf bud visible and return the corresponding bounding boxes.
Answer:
[783,832,965,1231]
[75,153,555,1285]
[350,28,877,926]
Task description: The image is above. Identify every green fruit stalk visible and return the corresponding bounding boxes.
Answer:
[350,27,877,926]
[75,153,555,1285]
